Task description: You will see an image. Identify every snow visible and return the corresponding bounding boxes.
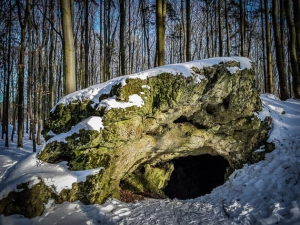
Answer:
[46,116,104,144]
[0,93,299,224]
[50,57,252,113]
[99,94,144,111]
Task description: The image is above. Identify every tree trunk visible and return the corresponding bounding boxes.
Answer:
[218,0,223,57]
[224,0,230,56]
[240,0,245,56]
[260,0,267,93]
[16,0,30,148]
[99,0,104,83]
[120,0,126,75]
[186,0,191,61]
[49,0,55,109]
[272,0,289,100]
[84,0,89,87]
[61,0,76,95]
[155,0,167,67]
[11,97,17,142]
[265,0,273,94]
[4,0,12,146]
[292,0,300,98]
[285,0,300,99]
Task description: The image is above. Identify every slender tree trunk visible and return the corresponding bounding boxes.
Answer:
[280,0,288,96]
[49,0,55,109]
[140,0,151,69]
[240,0,245,56]
[2,66,6,140]
[16,0,30,148]
[285,0,300,99]
[224,0,230,56]
[272,0,289,100]
[293,0,300,61]
[265,0,273,94]
[61,0,76,95]
[205,1,210,58]
[84,0,89,87]
[186,0,191,61]
[4,1,12,146]
[37,44,43,146]
[120,0,126,75]
[218,0,223,57]
[155,0,167,67]
[11,97,17,142]
[33,49,37,153]
[99,0,104,83]
[260,0,267,93]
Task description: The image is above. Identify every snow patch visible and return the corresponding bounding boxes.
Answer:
[46,116,103,144]
[98,94,144,110]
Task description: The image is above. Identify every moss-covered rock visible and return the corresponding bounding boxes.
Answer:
[0,57,273,218]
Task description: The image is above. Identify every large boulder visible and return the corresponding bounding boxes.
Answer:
[0,57,272,217]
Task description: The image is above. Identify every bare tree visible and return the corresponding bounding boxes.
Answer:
[61,0,76,94]
[155,0,167,66]
[265,0,273,94]
[16,0,30,147]
[272,0,289,100]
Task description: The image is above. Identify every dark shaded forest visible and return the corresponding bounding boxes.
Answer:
[0,0,299,148]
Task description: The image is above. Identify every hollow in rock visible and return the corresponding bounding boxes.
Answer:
[164,154,229,200]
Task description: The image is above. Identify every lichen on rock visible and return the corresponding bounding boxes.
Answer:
[0,57,273,218]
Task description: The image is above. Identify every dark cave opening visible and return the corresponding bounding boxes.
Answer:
[163,154,229,200]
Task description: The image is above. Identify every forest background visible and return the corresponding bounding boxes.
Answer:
[0,0,299,150]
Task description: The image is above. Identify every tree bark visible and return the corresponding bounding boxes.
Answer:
[120,0,126,75]
[49,0,55,110]
[16,0,30,148]
[180,0,186,62]
[155,0,167,67]
[240,0,245,56]
[186,0,191,61]
[224,0,230,56]
[265,0,273,94]
[218,0,223,57]
[292,0,300,97]
[61,0,76,95]
[272,0,289,100]
[84,0,89,87]
[260,0,267,93]
[285,0,300,99]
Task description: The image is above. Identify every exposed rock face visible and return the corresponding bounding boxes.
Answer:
[0,57,272,218]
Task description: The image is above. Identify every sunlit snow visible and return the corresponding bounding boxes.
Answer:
[50,57,252,113]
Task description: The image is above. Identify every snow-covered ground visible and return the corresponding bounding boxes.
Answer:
[0,94,299,225]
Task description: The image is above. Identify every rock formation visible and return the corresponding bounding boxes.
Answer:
[0,57,273,217]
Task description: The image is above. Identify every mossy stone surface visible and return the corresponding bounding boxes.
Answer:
[1,59,273,218]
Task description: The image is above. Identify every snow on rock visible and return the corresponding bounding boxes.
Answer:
[99,94,144,110]
[0,152,103,198]
[46,116,103,144]
[51,57,251,112]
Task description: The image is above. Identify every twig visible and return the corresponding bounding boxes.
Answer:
[222,199,230,218]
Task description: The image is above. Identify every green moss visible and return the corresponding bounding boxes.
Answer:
[69,151,111,170]
[66,130,102,150]
[43,99,99,135]
[0,180,55,218]
[38,141,71,163]
[121,162,174,197]
[34,59,271,212]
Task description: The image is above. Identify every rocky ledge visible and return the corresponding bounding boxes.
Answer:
[0,57,273,218]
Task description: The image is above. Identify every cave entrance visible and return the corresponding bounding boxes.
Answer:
[163,154,229,200]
